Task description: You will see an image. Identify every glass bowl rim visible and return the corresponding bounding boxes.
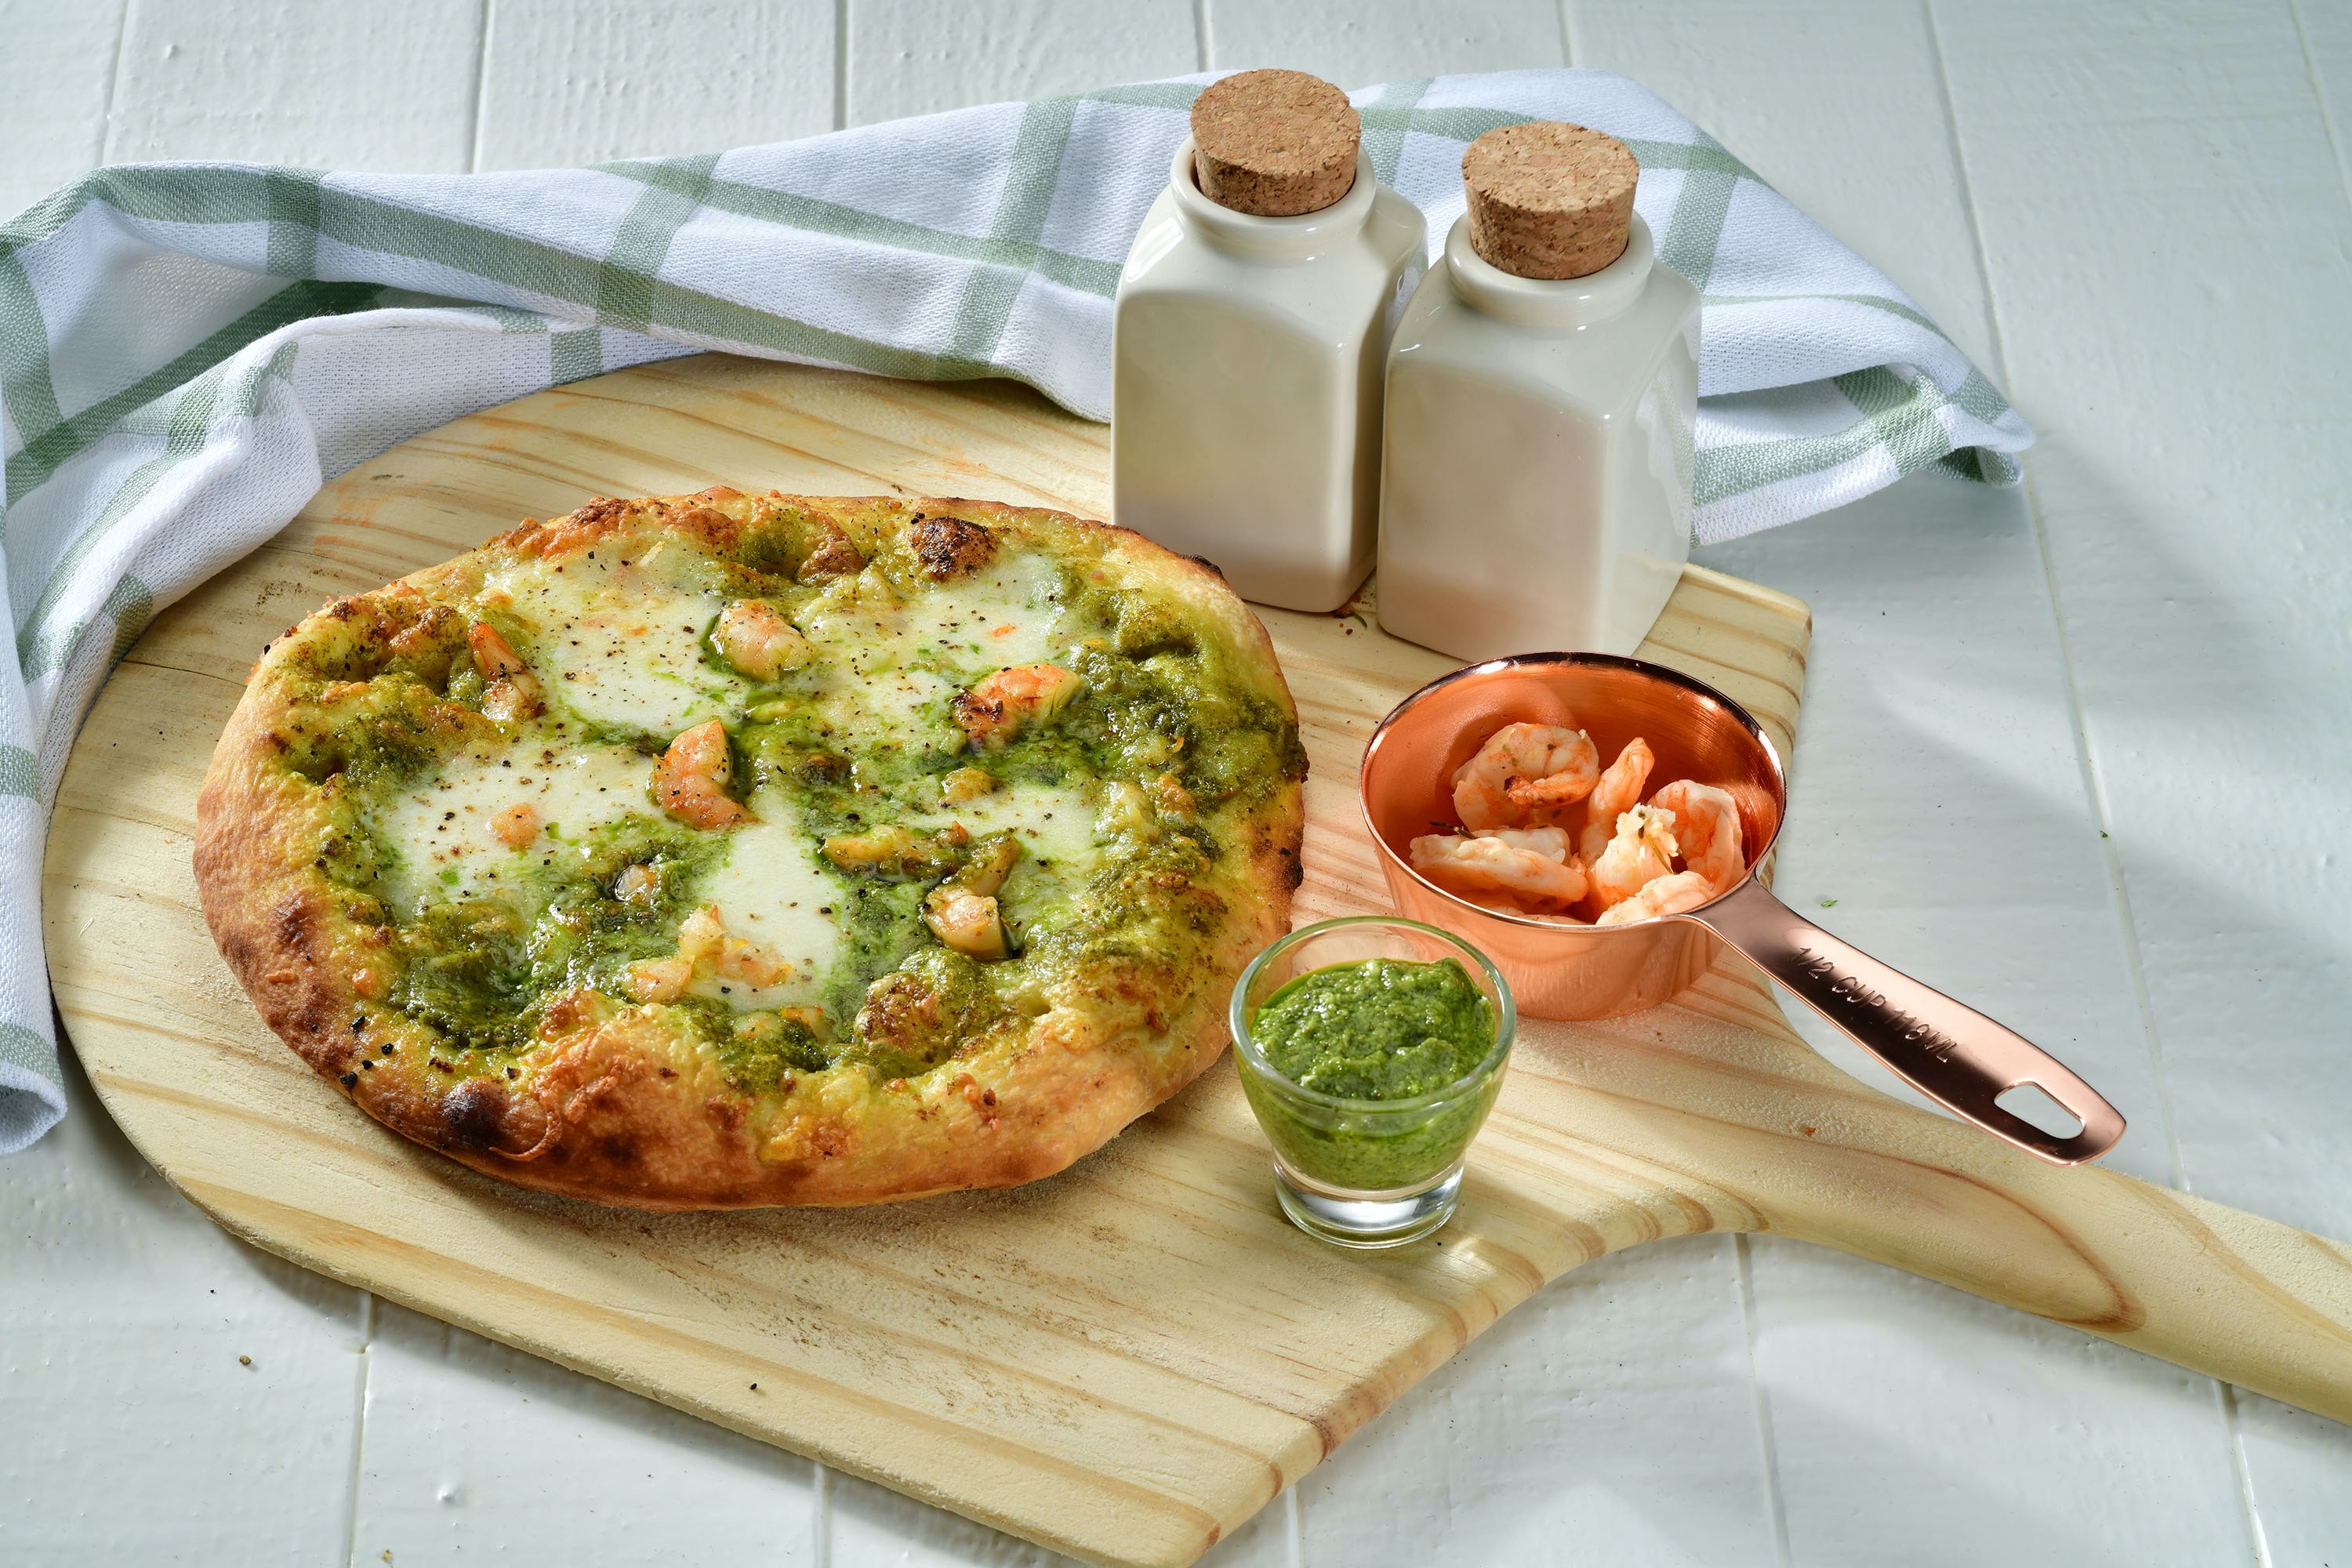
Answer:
[1228,915,1519,1115]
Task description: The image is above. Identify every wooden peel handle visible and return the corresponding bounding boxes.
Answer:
[1745,1139,2352,1428]
[1684,880,2127,1164]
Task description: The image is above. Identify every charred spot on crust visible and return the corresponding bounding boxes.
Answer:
[439,1077,510,1152]
[1185,554,1227,582]
[856,971,941,1050]
[909,514,996,581]
[272,891,321,965]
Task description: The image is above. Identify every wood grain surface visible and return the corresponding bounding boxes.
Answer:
[42,355,2352,1568]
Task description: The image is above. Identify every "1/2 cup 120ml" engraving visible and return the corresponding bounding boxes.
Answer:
[1794,945,1963,1063]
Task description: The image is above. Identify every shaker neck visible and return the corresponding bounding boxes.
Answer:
[1444,213,1655,327]
[1167,136,1381,260]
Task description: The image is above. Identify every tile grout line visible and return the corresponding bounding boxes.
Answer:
[2008,450,2187,1188]
[1733,1236,1793,1568]
[465,0,492,173]
[812,1461,831,1566]
[1923,5,2269,1564]
[1192,0,1210,73]
[1283,1480,1304,1568]
[98,0,135,166]
[1555,0,1577,68]
[2220,1384,2277,1568]
[2288,0,2352,220]
[339,1290,378,1568]
[1920,0,2185,1193]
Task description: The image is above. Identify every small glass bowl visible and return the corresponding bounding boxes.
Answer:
[1229,916,1516,1249]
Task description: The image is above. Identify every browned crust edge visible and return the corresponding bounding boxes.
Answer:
[195,490,1304,1210]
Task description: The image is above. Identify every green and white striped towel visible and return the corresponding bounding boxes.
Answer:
[0,68,2030,1149]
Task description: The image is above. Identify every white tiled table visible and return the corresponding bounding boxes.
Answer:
[8,2,2350,1563]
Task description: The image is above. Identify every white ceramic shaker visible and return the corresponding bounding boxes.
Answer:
[1377,122,1700,660]
[1112,70,1426,612]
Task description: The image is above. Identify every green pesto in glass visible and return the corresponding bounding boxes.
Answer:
[1253,957,1493,1098]
[1240,956,1502,1192]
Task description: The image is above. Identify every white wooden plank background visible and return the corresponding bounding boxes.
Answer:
[478,0,840,168]
[5,2,2350,1563]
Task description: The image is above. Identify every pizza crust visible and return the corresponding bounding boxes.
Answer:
[196,491,1305,1209]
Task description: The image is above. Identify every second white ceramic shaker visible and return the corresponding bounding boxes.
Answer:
[1377,122,1700,660]
[1112,70,1426,612]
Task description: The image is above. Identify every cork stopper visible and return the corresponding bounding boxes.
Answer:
[1190,70,1359,217]
[1462,122,1639,280]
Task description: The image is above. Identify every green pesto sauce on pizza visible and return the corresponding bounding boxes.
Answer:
[285,502,1303,1098]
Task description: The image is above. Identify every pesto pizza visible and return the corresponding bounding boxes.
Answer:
[194,489,1306,1209]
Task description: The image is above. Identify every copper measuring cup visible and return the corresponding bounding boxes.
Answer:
[1359,652,2126,1166]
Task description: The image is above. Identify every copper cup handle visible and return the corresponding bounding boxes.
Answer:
[1679,880,2127,1165]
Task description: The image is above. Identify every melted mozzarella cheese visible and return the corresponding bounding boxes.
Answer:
[367,740,654,916]
[793,546,1077,748]
[906,547,1072,671]
[485,546,747,738]
[681,808,848,1009]
[793,577,961,745]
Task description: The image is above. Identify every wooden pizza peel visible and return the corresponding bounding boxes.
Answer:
[41,355,2352,1568]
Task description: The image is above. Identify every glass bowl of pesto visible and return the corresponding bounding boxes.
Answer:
[1229,916,1515,1249]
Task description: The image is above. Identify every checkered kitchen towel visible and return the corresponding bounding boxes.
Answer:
[0,68,2031,1149]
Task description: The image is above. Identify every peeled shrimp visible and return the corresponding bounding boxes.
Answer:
[712,599,813,681]
[677,906,793,988]
[1590,804,1679,910]
[938,766,998,804]
[655,719,750,830]
[624,957,692,1004]
[921,831,1022,960]
[953,663,1083,750]
[1479,826,1578,859]
[1649,779,1747,894]
[924,887,1009,960]
[613,863,660,904]
[469,622,543,721]
[1447,884,1594,925]
[1593,869,1716,927]
[1409,828,1590,909]
[625,908,791,1002]
[1451,724,1599,831]
[1580,737,1655,866]
[488,802,539,849]
[467,622,527,678]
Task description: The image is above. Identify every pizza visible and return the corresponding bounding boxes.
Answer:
[194,489,1306,1209]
